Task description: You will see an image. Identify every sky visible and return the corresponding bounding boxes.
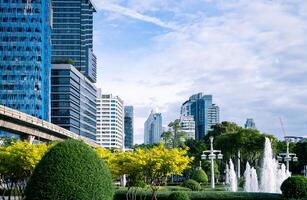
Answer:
[91,0,307,144]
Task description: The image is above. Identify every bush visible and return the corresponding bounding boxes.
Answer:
[182,179,201,191]
[113,190,283,200]
[168,192,190,200]
[191,169,208,184]
[159,186,191,192]
[281,176,307,199]
[24,140,114,200]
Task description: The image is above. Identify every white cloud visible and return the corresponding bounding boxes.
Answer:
[92,0,178,29]
[95,0,307,143]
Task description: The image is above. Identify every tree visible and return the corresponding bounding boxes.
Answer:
[97,143,193,200]
[184,139,207,167]
[214,127,278,177]
[161,119,187,148]
[191,169,208,184]
[205,121,242,142]
[291,141,307,175]
[96,147,121,178]
[202,160,220,182]
[25,140,114,200]
[135,143,192,200]
[0,141,49,199]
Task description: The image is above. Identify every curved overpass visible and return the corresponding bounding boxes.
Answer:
[0,105,97,147]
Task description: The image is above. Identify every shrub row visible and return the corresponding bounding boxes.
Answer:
[281,176,307,199]
[114,190,284,200]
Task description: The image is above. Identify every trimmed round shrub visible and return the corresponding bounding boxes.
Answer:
[191,169,208,184]
[168,191,190,200]
[182,179,201,191]
[25,140,114,200]
[281,176,307,199]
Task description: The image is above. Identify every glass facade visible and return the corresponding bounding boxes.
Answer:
[0,0,52,121]
[124,106,134,148]
[181,93,219,140]
[51,64,96,140]
[144,111,162,145]
[51,0,97,82]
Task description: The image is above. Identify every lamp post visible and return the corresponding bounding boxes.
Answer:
[277,139,298,171]
[201,136,223,189]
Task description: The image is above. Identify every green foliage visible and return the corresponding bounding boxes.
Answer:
[292,141,307,175]
[184,139,207,167]
[191,169,208,184]
[25,140,114,200]
[182,179,201,191]
[202,161,220,182]
[161,119,188,148]
[159,186,191,192]
[114,190,283,200]
[0,141,48,178]
[280,176,307,199]
[205,121,242,141]
[168,192,190,200]
[52,59,75,65]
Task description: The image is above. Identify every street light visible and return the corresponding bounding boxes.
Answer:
[278,139,298,171]
[201,136,223,189]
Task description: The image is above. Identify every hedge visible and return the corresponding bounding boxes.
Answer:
[25,140,114,200]
[281,176,307,199]
[113,190,284,200]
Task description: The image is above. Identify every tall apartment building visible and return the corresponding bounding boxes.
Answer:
[51,0,97,82]
[245,118,256,129]
[96,90,124,149]
[181,93,219,140]
[51,64,96,140]
[124,106,134,148]
[180,116,195,140]
[0,0,52,121]
[144,111,163,145]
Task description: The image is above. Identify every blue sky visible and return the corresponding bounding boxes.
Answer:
[92,0,307,143]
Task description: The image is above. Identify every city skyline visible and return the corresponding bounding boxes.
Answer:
[92,0,307,143]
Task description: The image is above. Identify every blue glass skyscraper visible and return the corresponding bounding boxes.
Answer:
[0,0,52,120]
[124,106,134,148]
[181,93,220,140]
[51,0,97,82]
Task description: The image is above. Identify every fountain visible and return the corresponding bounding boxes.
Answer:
[244,162,251,192]
[250,167,259,192]
[243,137,290,193]
[228,159,238,192]
[244,162,259,192]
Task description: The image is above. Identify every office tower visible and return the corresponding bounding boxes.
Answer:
[96,90,124,149]
[245,118,256,129]
[51,0,97,82]
[0,0,52,120]
[144,110,163,145]
[124,106,134,148]
[180,116,195,140]
[51,64,96,140]
[181,93,220,140]
[51,0,98,139]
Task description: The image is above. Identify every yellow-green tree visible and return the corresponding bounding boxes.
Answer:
[0,141,49,199]
[96,147,122,178]
[137,143,192,200]
[96,144,193,200]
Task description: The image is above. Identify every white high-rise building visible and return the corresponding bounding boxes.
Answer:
[144,110,162,145]
[96,89,124,149]
[180,116,195,140]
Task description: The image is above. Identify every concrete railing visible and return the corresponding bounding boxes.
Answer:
[0,105,98,147]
